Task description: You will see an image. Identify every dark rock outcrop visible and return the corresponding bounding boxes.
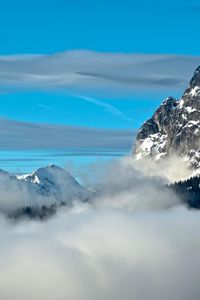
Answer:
[134,66,200,169]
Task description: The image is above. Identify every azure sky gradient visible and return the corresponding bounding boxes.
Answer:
[0,0,200,171]
[1,0,200,55]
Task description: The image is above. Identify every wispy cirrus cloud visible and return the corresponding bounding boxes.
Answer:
[0,50,199,97]
[37,103,56,112]
[73,94,134,122]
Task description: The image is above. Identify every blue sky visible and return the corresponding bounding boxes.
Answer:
[1,0,200,55]
[0,0,200,172]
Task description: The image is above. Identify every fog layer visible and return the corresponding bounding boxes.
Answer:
[0,157,199,300]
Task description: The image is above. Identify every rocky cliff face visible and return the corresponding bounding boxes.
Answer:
[134,66,200,169]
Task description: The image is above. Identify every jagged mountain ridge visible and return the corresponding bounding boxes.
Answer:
[134,66,200,169]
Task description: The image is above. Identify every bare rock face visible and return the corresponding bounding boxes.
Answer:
[134,66,200,169]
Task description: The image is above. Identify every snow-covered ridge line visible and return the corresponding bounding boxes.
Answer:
[0,164,91,211]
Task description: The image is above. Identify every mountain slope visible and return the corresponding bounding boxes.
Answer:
[134,66,200,169]
[16,164,90,202]
[0,164,91,217]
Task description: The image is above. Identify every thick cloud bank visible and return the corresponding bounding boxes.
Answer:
[0,158,199,300]
[0,205,200,300]
[0,158,179,214]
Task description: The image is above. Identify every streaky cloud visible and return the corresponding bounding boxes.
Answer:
[0,118,135,151]
[0,50,199,97]
[73,93,134,122]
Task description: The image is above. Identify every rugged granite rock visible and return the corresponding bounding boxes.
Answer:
[134,66,200,169]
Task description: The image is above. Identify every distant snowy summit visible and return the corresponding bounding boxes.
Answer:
[0,164,91,214]
[134,65,200,170]
[16,164,90,202]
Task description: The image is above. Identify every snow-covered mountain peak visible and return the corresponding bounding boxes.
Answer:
[134,66,200,171]
[180,65,200,104]
[188,65,200,88]
[16,164,91,202]
[17,164,73,183]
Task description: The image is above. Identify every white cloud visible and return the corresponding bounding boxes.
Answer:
[0,155,199,299]
[0,199,199,300]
